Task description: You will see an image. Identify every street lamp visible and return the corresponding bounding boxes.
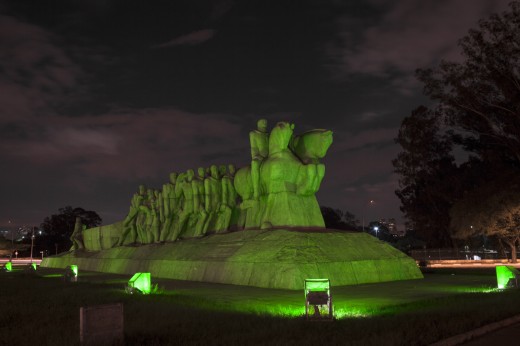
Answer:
[30,229,35,263]
[8,220,13,260]
[374,226,379,239]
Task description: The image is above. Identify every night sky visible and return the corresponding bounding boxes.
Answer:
[0,0,510,231]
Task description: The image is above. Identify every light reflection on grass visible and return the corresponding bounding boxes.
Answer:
[334,307,370,319]
[437,285,498,294]
[34,269,503,321]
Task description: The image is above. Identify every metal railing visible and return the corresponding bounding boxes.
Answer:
[410,248,513,261]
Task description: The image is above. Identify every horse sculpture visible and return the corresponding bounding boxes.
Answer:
[234,122,333,229]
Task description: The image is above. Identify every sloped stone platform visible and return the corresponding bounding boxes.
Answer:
[41,229,422,289]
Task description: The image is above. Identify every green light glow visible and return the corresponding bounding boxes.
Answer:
[4,262,12,272]
[496,265,519,289]
[333,307,370,319]
[31,263,37,270]
[304,278,333,320]
[128,272,152,294]
[42,228,423,290]
[305,279,330,291]
[70,265,78,277]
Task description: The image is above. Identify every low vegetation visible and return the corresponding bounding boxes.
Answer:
[1,267,520,345]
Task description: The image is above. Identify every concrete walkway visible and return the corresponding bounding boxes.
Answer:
[431,314,520,346]
[460,323,520,345]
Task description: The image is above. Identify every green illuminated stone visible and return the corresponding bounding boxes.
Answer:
[41,229,422,289]
[41,119,422,289]
[496,265,519,289]
[70,217,86,251]
[235,121,332,229]
[108,119,333,246]
[128,272,151,294]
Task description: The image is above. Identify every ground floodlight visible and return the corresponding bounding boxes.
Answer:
[64,265,78,282]
[496,265,519,289]
[304,279,333,320]
[25,263,37,273]
[127,272,152,294]
[3,261,12,272]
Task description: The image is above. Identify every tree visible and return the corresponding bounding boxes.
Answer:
[450,174,520,262]
[366,221,394,243]
[320,206,359,230]
[393,106,461,247]
[394,2,520,247]
[40,206,102,252]
[417,2,520,168]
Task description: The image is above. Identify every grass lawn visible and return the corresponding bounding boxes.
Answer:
[1,266,519,345]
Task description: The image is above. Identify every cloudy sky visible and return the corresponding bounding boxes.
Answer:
[0,0,511,230]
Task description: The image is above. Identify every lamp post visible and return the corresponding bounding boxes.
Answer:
[30,229,35,263]
[9,220,13,260]
[374,226,379,239]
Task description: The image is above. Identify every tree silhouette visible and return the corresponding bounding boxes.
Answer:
[394,2,520,247]
[40,206,101,253]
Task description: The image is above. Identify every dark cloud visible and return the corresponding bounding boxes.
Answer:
[329,0,510,93]
[0,14,86,122]
[152,29,216,48]
[0,0,511,232]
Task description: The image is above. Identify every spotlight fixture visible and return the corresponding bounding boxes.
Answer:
[304,279,333,320]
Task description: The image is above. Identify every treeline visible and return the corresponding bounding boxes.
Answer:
[393,3,520,260]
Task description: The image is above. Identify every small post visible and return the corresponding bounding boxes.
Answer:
[30,230,35,263]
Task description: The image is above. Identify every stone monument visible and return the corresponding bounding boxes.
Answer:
[42,119,422,289]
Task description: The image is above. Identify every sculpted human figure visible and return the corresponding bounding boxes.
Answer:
[133,185,149,243]
[192,167,209,236]
[219,165,227,178]
[70,217,85,251]
[259,121,327,228]
[250,119,269,200]
[160,172,179,242]
[155,190,164,225]
[170,169,195,241]
[203,165,222,232]
[219,164,238,231]
[119,185,146,245]
[222,164,237,208]
[137,189,156,244]
[150,199,161,243]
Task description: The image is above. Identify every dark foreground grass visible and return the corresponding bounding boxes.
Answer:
[1,268,520,346]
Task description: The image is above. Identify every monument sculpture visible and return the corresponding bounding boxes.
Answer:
[116,120,333,245]
[70,217,85,251]
[43,119,422,290]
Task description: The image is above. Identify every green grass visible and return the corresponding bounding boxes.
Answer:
[1,267,519,345]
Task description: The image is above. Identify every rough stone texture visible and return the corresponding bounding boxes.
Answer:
[83,222,123,251]
[41,229,422,289]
